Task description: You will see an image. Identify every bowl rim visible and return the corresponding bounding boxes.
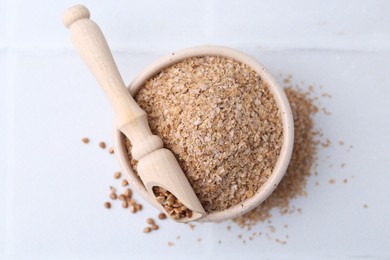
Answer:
[113,45,294,222]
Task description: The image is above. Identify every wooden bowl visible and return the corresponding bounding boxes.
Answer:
[113,45,294,222]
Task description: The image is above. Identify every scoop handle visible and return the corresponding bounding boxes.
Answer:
[63,5,163,160]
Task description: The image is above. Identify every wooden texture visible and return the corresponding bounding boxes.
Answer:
[63,5,206,222]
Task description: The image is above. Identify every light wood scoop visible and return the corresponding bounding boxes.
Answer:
[63,5,206,222]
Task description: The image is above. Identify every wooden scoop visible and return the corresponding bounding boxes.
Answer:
[63,5,206,222]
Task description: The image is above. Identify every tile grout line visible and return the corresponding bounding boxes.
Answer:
[3,44,390,55]
[4,0,18,257]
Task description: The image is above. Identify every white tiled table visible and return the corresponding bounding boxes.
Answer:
[1,1,390,259]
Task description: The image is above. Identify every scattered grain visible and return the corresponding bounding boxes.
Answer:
[124,188,132,198]
[129,198,136,206]
[122,179,128,187]
[146,218,155,225]
[104,202,111,209]
[158,213,167,220]
[322,139,331,148]
[136,204,143,211]
[143,227,151,233]
[168,242,175,246]
[81,137,89,144]
[363,204,368,208]
[122,201,128,208]
[329,179,336,184]
[109,193,117,200]
[99,142,106,149]
[275,238,287,245]
[109,147,115,154]
[268,225,276,233]
[321,92,332,98]
[322,107,332,115]
[130,205,137,213]
[151,224,159,230]
[113,171,121,179]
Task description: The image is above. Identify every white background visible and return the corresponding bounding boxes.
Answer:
[1,0,390,259]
